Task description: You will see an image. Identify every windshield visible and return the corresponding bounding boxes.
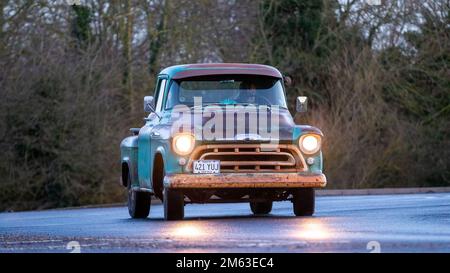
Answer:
[165,75,287,109]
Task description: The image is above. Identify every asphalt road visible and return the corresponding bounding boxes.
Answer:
[1,193,450,253]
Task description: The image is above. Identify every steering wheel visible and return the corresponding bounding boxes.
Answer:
[219,96,273,106]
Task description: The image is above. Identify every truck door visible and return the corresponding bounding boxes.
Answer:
[138,77,167,189]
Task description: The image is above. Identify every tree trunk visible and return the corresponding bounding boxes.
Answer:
[148,0,170,78]
[122,0,134,114]
[0,0,5,56]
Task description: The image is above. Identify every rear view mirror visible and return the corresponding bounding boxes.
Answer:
[296,96,308,113]
[144,96,155,113]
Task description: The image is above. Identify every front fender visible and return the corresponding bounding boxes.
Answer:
[293,125,324,174]
[292,125,323,140]
[152,141,183,176]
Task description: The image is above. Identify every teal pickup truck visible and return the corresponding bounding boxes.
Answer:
[120,63,326,220]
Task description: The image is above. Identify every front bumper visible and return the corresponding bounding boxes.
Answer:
[164,173,327,189]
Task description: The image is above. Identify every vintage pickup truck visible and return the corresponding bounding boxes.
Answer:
[120,63,326,220]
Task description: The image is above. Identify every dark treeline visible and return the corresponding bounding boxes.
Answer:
[0,0,448,211]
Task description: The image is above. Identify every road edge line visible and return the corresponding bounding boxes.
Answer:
[316,187,450,196]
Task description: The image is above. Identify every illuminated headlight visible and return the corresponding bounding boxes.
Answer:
[299,134,321,154]
[172,133,195,156]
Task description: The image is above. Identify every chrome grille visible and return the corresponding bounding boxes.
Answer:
[187,144,306,173]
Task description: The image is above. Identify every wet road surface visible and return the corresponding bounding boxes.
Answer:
[1,193,450,252]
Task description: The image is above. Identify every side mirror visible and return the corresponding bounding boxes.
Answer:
[283,75,293,87]
[144,96,155,113]
[296,96,308,113]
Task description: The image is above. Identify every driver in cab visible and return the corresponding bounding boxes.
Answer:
[237,81,258,104]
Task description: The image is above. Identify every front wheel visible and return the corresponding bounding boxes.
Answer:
[250,201,273,214]
[163,188,184,220]
[127,174,151,219]
[292,188,315,216]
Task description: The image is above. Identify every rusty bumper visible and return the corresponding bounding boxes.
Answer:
[164,173,327,189]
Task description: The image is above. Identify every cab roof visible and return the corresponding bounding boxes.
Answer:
[159,63,283,79]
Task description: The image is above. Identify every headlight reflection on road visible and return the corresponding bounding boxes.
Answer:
[295,220,331,240]
[169,223,206,239]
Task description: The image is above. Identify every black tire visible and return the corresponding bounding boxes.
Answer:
[250,201,273,214]
[127,173,151,219]
[163,187,184,220]
[292,188,315,216]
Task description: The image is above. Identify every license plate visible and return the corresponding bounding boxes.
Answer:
[193,160,220,174]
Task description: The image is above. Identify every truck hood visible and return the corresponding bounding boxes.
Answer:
[164,107,297,142]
